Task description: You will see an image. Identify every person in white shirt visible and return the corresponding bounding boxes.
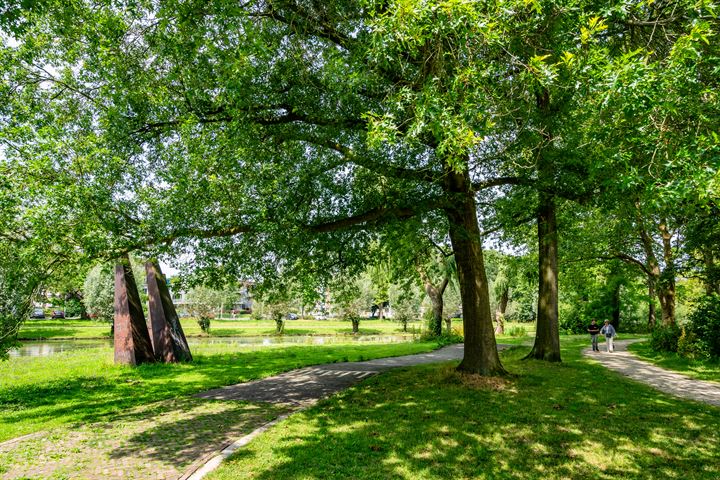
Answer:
[600,320,617,353]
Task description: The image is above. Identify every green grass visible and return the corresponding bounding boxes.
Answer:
[209,337,720,480]
[18,317,424,339]
[0,341,439,442]
[628,341,720,383]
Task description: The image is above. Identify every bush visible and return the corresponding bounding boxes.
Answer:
[507,326,526,338]
[197,315,211,333]
[560,316,586,334]
[649,323,681,353]
[677,327,709,360]
[686,294,720,358]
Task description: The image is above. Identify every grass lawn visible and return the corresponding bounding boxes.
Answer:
[17,317,426,339]
[209,336,720,480]
[628,341,720,383]
[18,317,537,340]
[0,341,440,443]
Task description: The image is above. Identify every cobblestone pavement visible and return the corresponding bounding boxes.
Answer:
[0,397,283,480]
[583,339,720,407]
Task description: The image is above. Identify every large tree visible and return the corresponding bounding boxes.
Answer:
[3,0,717,373]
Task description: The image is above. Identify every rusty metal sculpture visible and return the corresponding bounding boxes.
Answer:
[113,256,155,365]
[145,260,193,362]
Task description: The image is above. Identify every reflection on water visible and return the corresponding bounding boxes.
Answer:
[9,334,414,358]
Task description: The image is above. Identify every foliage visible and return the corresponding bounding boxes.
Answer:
[0,243,41,359]
[82,264,115,323]
[676,327,707,360]
[63,298,85,318]
[391,291,421,333]
[649,324,681,353]
[332,275,373,334]
[507,326,527,338]
[684,294,720,359]
[187,286,226,334]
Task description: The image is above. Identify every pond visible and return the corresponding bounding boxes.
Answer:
[8,334,416,358]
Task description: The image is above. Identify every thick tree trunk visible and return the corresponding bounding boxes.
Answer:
[418,266,445,336]
[648,280,657,328]
[525,192,561,362]
[703,249,720,295]
[657,285,676,326]
[445,171,505,375]
[351,318,359,333]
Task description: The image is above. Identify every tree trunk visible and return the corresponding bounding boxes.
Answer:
[444,170,505,375]
[648,280,656,328]
[418,266,444,336]
[444,317,452,334]
[658,220,677,326]
[657,285,676,326]
[494,286,509,335]
[610,282,621,331]
[703,248,720,295]
[352,318,359,333]
[525,192,561,362]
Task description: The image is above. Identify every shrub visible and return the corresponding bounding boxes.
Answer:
[507,326,526,338]
[197,315,211,333]
[677,327,709,360]
[649,323,681,353]
[686,294,720,358]
[560,316,586,334]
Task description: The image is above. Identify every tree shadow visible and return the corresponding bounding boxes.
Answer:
[210,348,720,479]
[106,397,283,470]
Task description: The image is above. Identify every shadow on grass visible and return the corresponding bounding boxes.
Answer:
[207,343,720,480]
[106,398,282,469]
[0,343,435,439]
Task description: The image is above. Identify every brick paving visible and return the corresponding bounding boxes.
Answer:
[583,339,720,407]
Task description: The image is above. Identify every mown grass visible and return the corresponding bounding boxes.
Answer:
[0,341,439,442]
[18,317,425,339]
[209,337,720,480]
[628,341,720,383]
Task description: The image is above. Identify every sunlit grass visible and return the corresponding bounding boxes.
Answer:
[628,341,720,383]
[209,337,720,480]
[18,317,425,339]
[0,341,439,442]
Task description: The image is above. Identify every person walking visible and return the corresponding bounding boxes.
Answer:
[600,320,617,353]
[587,319,601,352]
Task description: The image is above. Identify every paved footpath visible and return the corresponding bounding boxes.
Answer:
[583,339,720,407]
[0,344,482,480]
[197,343,478,407]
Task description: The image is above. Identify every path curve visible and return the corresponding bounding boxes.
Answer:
[583,339,720,407]
[189,343,508,479]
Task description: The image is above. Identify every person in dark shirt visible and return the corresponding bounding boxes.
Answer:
[587,319,601,352]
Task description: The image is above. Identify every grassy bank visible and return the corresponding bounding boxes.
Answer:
[17,317,537,340]
[17,317,426,340]
[628,341,720,383]
[0,341,439,442]
[209,337,720,480]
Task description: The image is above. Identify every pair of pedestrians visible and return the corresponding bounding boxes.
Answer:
[588,319,617,352]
